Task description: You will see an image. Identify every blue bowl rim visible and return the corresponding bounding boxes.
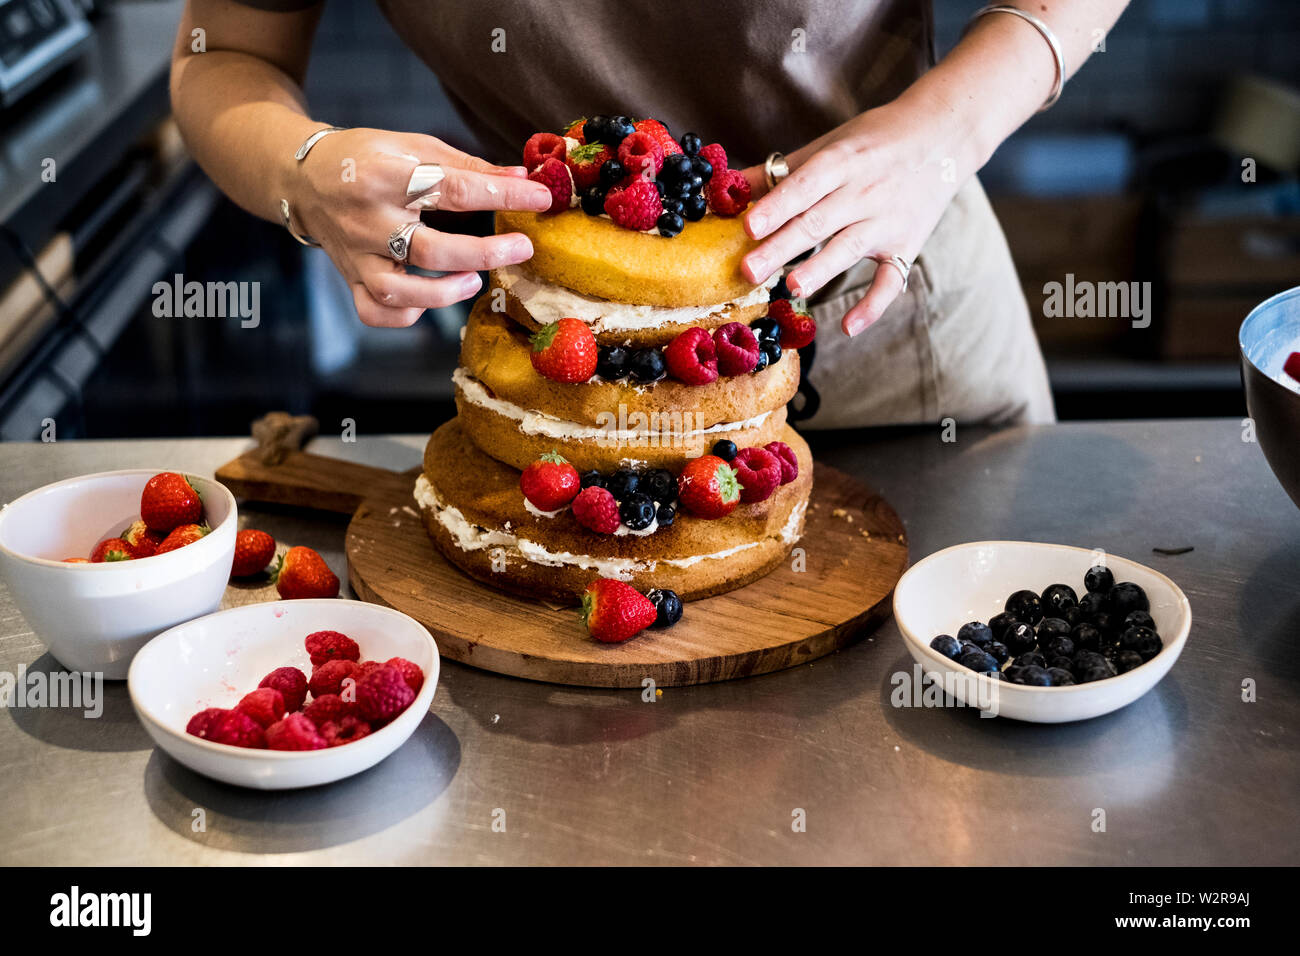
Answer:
[1239,284,1300,377]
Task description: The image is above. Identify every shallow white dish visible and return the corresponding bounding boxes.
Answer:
[0,469,237,679]
[128,599,440,790]
[893,541,1191,723]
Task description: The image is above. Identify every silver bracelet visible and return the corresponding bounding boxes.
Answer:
[280,125,347,248]
[966,5,1065,112]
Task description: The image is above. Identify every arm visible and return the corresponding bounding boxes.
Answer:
[741,1,1132,335]
[169,0,551,327]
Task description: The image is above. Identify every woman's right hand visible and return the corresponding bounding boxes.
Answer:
[289,128,553,327]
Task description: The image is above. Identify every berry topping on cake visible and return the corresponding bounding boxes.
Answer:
[596,344,629,380]
[712,322,760,375]
[530,317,598,383]
[768,299,818,349]
[763,441,799,484]
[617,130,665,180]
[581,578,658,643]
[711,439,738,461]
[679,132,702,156]
[566,141,612,191]
[698,142,727,173]
[633,118,682,157]
[523,132,566,171]
[571,485,621,534]
[663,327,718,386]
[562,118,586,143]
[677,455,741,519]
[585,115,636,148]
[521,450,581,511]
[705,168,751,216]
[731,446,782,503]
[528,157,573,211]
[598,159,626,187]
[626,346,667,383]
[604,180,663,231]
[619,492,656,530]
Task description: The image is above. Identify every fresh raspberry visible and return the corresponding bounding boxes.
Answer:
[663,327,718,385]
[566,141,612,191]
[713,322,760,375]
[386,657,425,694]
[304,629,360,667]
[768,299,818,349]
[187,708,266,749]
[617,130,664,180]
[764,441,799,484]
[258,666,307,712]
[571,485,620,534]
[235,687,285,728]
[698,142,727,173]
[355,664,416,725]
[523,132,566,171]
[1284,351,1300,383]
[562,118,586,143]
[706,168,751,216]
[603,181,662,231]
[633,119,681,157]
[528,157,573,212]
[732,446,782,503]
[309,659,358,698]
[302,692,351,725]
[320,715,373,747]
[266,713,327,751]
[352,660,384,683]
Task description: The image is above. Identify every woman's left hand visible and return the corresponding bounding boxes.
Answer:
[738,101,961,336]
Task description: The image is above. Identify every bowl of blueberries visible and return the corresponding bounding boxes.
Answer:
[893,541,1192,723]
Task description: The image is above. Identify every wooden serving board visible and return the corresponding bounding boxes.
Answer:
[217,446,908,687]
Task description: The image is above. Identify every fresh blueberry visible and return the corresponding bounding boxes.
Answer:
[987,641,1010,665]
[579,470,604,490]
[1019,665,1053,686]
[596,345,628,380]
[1070,623,1101,652]
[1135,632,1163,661]
[619,492,656,530]
[598,158,626,187]
[1015,651,1048,670]
[1102,643,1122,666]
[1004,621,1038,654]
[584,115,611,144]
[646,588,683,628]
[1078,590,1106,620]
[603,115,636,145]
[656,212,684,238]
[627,347,666,383]
[982,670,1007,681]
[958,648,999,673]
[1092,611,1121,640]
[683,192,708,221]
[1119,625,1155,651]
[660,152,693,183]
[1124,610,1156,631]
[660,197,685,218]
[1004,589,1043,625]
[1040,583,1078,615]
[1063,605,1085,627]
[760,339,782,366]
[1047,654,1075,671]
[1043,635,1076,659]
[957,621,994,647]
[1116,649,1144,673]
[655,502,676,528]
[987,611,1020,641]
[605,469,639,500]
[751,317,781,342]
[691,154,713,182]
[1004,665,1026,684]
[1084,565,1115,594]
[653,179,666,197]
[640,468,675,502]
[580,185,607,216]
[711,439,738,461]
[674,174,704,199]
[930,634,962,660]
[1046,667,1075,686]
[751,347,770,374]
[1107,581,1149,616]
[679,132,702,156]
[1037,617,1071,641]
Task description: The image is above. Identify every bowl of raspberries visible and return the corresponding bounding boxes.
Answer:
[893,541,1191,723]
[128,598,439,789]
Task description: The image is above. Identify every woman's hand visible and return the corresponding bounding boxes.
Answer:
[291,128,553,327]
[738,102,961,337]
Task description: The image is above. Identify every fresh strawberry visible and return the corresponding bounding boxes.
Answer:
[89,537,132,563]
[570,486,620,534]
[529,318,598,383]
[581,578,657,643]
[155,523,208,554]
[713,322,760,375]
[768,299,818,349]
[565,141,612,191]
[698,142,728,173]
[633,118,681,157]
[528,157,573,211]
[521,450,581,511]
[764,441,799,484]
[663,327,718,386]
[603,181,662,231]
[617,130,664,180]
[120,519,164,559]
[522,132,566,171]
[562,118,586,144]
[62,557,89,564]
[272,545,340,600]
[140,472,203,533]
[230,528,276,577]
[706,168,751,216]
[732,446,782,503]
[1284,351,1300,383]
[677,455,741,519]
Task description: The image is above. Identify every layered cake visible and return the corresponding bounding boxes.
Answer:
[415,116,818,605]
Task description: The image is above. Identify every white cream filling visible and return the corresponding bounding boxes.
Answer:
[781,500,808,545]
[452,367,771,443]
[415,474,762,580]
[492,264,779,334]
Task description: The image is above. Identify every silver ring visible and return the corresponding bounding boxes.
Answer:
[876,254,912,292]
[404,163,446,211]
[387,220,423,263]
[764,151,790,189]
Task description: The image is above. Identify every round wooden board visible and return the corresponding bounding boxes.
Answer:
[344,464,908,687]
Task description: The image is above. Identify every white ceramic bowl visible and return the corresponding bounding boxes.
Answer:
[894,541,1191,723]
[0,469,237,679]
[128,599,440,790]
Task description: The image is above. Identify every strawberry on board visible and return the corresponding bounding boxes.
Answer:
[677,454,742,519]
[530,318,598,383]
[90,537,132,563]
[520,450,581,511]
[155,523,209,554]
[581,578,658,643]
[273,545,340,600]
[140,472,203,533]
[231,528,277,577]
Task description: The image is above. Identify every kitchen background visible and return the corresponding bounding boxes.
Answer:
[0,0,1297,439]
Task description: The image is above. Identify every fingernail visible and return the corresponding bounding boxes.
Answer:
[787,276,804,297]
[747,254,767,279]
[463,272,483,292]
[749,211,767,236]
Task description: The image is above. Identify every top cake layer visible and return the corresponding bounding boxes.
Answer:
[496,209,763,308]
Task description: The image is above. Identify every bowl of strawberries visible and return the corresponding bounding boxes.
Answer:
[128,599,439,789]
[0,469,237,678]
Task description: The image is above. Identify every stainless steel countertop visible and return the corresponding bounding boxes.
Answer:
[1,420,1296,865]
